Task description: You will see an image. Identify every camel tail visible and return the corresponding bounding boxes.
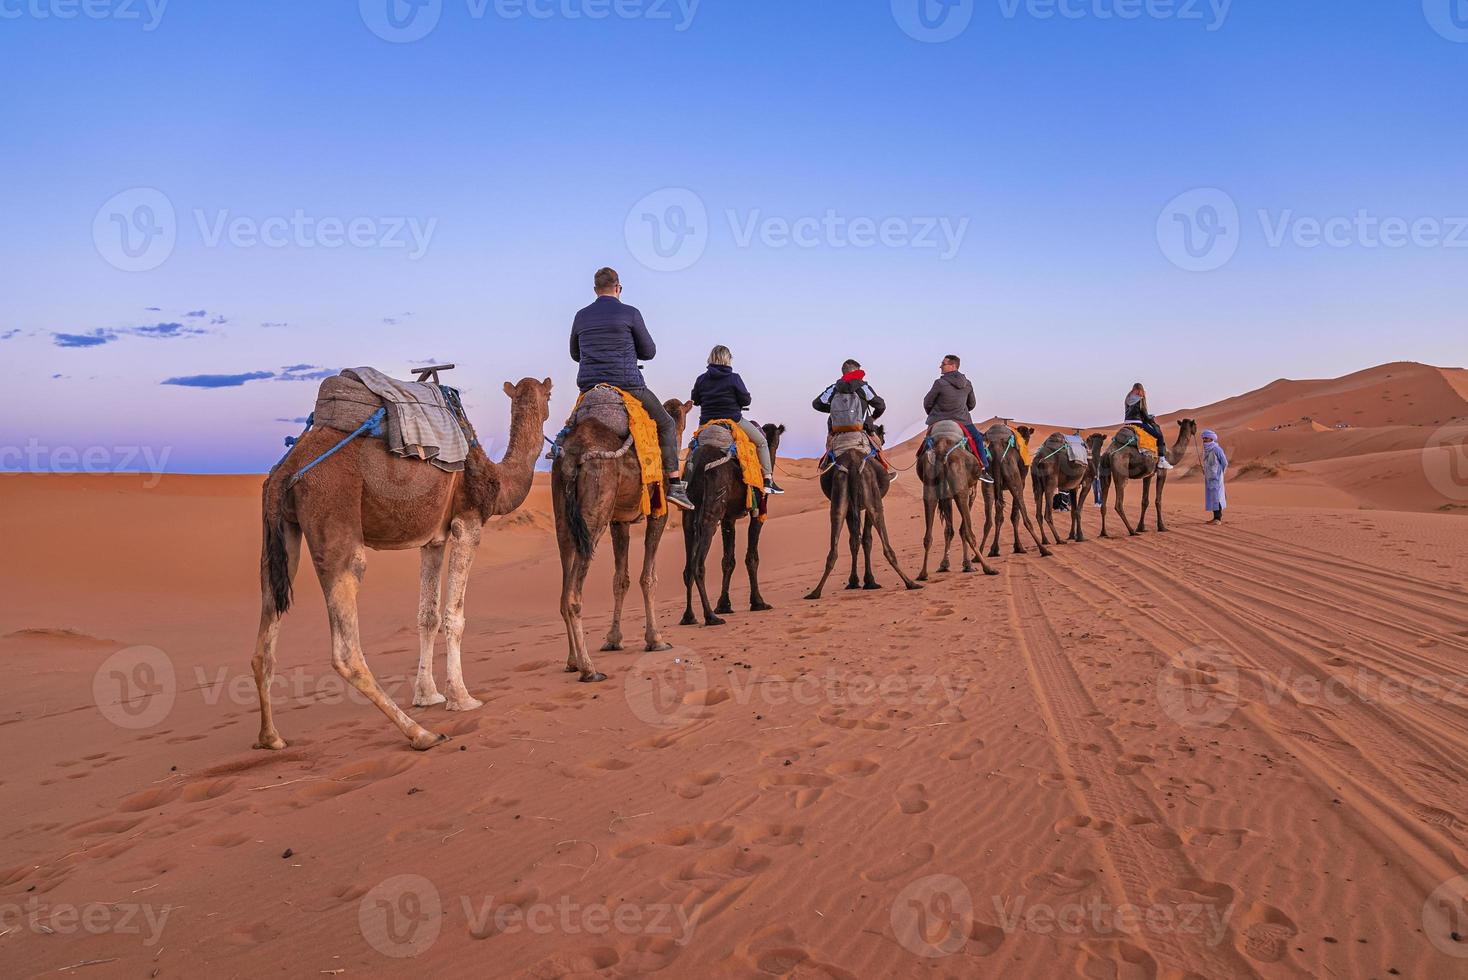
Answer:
[561,457,596,558]
[262,473,294,616]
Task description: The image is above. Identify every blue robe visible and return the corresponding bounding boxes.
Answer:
[1202,441,1228,511]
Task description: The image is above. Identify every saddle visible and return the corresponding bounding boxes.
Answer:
[569,385,633,438]
[830,429,874,455]
[691,420,763,488]
[1038,432,1090,466]
[560,384,666,518]
[986,423,1032,467]
[309,368,473,472]
[1117,424,1158,456]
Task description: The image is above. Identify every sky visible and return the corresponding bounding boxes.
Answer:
[3,0,1467,473]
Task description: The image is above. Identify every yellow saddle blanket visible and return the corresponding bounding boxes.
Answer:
[1123,424,1159,455]
[695,420,764,490]
[1013,428,1032,466]
[569,385,665,518]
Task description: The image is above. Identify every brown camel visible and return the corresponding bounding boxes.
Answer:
[806,425,922,599]
[1030,431,1107,545]
[1099,418,1198,537]
[252,377,553,751]
[552,398,692,681]
[916,426,997,579]
[984,423,1053,559]
[680,422,784,626]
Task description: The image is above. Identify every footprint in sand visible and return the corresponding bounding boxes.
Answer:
[861,841,934,882]
[896,784,930,814]
[760,771,835,809]
[1113,753,1155,776]
[1120,815,1182,849]
[1185,827,1250,850]
[1236,901,1299,963]
[671,770,723,799]
[1055,816,1113,838]
[1078,939,1158,979]
[825,757,879,778]
[1024,867,1099,894]
[738,822,805,847]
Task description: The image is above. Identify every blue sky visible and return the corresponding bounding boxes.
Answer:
[3,0,1466,472]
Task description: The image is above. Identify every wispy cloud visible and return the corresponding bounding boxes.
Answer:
[276,416,311,424]
[185,309,208,318]
[144,306,161,312]
[210,315,228,325]
[54,330,117,348]
[163,371,275,389]
[54,321,211,348]
[277,364,336,382]
[1,329,20,341]
[260,321,289,329]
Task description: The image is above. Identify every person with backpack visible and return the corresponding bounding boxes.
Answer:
[813,359,895,476]
[1124,382,1173,470]
[570,267,694,510]
[922,353,994,484]
[689,345,784,495]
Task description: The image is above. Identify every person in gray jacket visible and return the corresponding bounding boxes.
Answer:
[923,354,992,482]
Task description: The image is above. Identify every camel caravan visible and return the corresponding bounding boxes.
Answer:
[251,269,1202,749]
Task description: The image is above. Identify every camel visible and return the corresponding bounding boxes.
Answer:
[984,423,1053,559]
[806,425,922,599]
[1099,418,1198,537]
[252,377,553,751]
[680,422,785,626]
[1030,432,1107,545]
[553,397,692,681]
[916,426,997,579]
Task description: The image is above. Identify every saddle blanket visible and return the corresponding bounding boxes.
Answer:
[1062,434,1090,464]
[566,385,665,518]
[692,420,763,491]
[1121,424,1158,456]
[988,424,1032,466]
[310,368,470,472]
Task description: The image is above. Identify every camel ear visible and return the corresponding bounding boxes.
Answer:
[542,377,553,392]
[682,400,694,415]
[777,424,786,434]
[503,381,516,398]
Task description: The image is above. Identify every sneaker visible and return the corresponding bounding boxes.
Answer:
[764,479,785,495]
[980,473,995,485]
[1157,458,1174,470]
[666,480,695,511]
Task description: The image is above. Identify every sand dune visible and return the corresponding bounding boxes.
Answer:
[2,362,1466,978]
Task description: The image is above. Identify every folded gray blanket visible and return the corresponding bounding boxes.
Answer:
[341,367,470,472]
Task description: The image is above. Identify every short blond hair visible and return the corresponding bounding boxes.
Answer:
[708,345,732,366]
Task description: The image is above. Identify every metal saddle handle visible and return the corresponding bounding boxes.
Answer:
[411,363,455,385]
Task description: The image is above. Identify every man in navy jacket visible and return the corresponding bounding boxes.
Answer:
[570,268,693,510]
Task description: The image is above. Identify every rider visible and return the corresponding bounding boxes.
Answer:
[570,267,694,510]
[813,358,896,476]
[922,353,994,484]
[1124,382,1172,470]
[689,345,784,495]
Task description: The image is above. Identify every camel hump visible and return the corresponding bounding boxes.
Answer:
[927,420,964,443]
[570,386,631,439]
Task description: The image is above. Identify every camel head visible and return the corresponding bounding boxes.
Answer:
[763,423,785,459]
[664,399,694,445]
[1085,431,1106,455]
[1175,418,1198,445]
[502,377,554,418]
[1017,425,1036,445]
[870,424,886,446]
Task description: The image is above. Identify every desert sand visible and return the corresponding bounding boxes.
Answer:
[3,362,1467,978]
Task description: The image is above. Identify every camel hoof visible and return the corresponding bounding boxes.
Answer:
[579,672,608,684]
[410,730,449,751]
[845,581,861,591]
[646,641,673,652]
[601,641,624,651]
[917,572,929,582]
[679,612,697,626]
[750,602,774,612]
[1039,549,1054,559]
[864,582,883,591]
[446,696,483,712]
[804,591,822,601]
[714,601,733,615]
[564,664,578,673]
[905,582,923,591]
[1157,526,1167,533]
[704,616,726,627]
[984,567,1001,577]
[254,735,287,751]
[413,692,447,708]
[937,563,950,574]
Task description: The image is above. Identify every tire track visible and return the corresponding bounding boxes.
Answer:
[1006,565,1259,980]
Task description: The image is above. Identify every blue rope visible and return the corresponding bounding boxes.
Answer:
[285,408,386,491]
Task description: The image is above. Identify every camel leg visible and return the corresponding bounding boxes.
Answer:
[319,543,444,750]
[1099,470,1113,538]
[441,518,484,712]
[1137,475,1153,533]
[1113,471,1137,536]
[918,484,937,582]
[689,511,724,627]
[980,483,996,558]
[1010,485,1054,558]
[845,501,863,590]
[957,486,998,576]
[603,523,632,651]
[714,519,737,615]
[252,519,301,750]
[806,476,848,600]
[1155,472,1168,532]
[861,512,881,590]
[938,496,955,573]
[746,516,772,611]
[1043,479,1066,545]
[640,514,674,652]
[1071,487,1085,542]
[680,510,698,627]
[1033,477,1052,546]
[411,541,447,708]
[988,485,1004,559]
[871,498,922,591]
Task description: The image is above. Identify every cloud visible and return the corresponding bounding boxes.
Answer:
[1,329,19,341]
[210,315,228,325]
[185,309,208,318]
[54,330,117,348]
[277,417,311,424]
[409,357,442,365]
[133,322,208,339]
[162,371,275,388]
[276,364,336,382]
[51,373,68,380]
[260,321,289,329]
[145,306,161,312]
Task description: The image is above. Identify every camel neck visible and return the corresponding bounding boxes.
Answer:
[494,398,543,513]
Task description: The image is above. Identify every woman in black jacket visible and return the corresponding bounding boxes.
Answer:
[690,346,783,494]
